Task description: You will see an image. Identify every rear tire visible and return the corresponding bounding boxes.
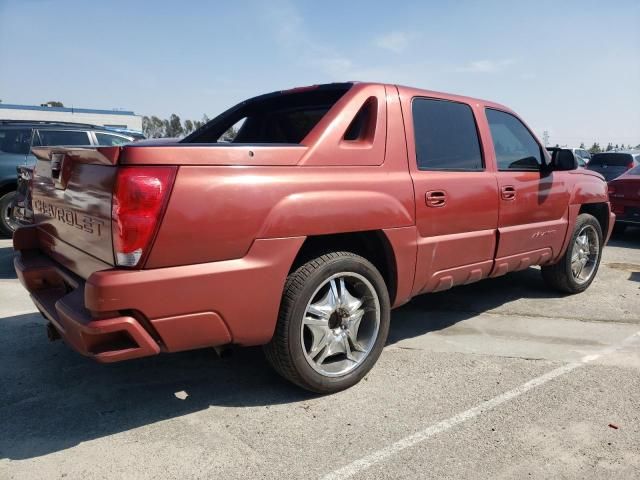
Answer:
[541,213,603,294]
[0,191,18,237]
[264,252,390,394]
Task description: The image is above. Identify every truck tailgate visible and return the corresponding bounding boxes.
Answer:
[30,146,118,272]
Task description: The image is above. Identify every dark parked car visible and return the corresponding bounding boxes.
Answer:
[608,163,640,232]
[586,151,640,182]
[0,120,143,235]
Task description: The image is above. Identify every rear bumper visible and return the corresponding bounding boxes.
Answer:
[13,225,305,362]
[14,251,160,362]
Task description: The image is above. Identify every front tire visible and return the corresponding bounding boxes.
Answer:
[0,191,18,237]
[541,213,603,294]
[264,252,390,393]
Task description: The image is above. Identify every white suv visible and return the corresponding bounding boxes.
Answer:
[570,148,591,166]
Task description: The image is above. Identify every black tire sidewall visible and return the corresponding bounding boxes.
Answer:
[286,254,390,392]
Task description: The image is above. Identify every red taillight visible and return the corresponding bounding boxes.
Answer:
[112,166,176,267]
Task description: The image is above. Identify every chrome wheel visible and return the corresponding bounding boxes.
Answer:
[570,224,599,284]
[301,272,380,377]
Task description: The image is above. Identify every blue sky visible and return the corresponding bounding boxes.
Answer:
[1,0,639,146]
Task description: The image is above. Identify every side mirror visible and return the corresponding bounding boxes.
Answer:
[552,150,578,171]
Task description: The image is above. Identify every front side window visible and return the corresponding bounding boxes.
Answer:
[0,128,32,155]
[486,109,542,171]
[95,132,131,146]
[37,130,91,146]
[412,98,483,170]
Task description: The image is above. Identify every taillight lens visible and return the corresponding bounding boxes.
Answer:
[112,166,176,267]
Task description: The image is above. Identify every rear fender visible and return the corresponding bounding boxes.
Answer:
[257,189,414,238]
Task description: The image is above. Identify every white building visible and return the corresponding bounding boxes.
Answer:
[0,103,142,132]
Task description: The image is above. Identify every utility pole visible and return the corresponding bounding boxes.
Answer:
[542,130,549,147]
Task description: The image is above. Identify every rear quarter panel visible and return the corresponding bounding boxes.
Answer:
[146,165,415,268]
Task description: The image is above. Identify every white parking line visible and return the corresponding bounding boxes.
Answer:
[321,331,640,480]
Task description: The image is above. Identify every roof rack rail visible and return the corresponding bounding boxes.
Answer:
[0,119,99,128]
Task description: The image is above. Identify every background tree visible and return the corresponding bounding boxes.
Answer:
[192,114,210,131]
[163,114,184,137]
[606,142,613,151]
[141,113,210,138]
[142,116,152,138]
[151,116,164,137]
[220,126,238,141]
[142,115,166,138]
[183,119,194,135]
[579,142,585,149]
[589,142,601,153]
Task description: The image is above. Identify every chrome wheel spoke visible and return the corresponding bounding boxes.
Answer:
[307,325,331,359]
[345,310,365,352]
[338,277,363,313]
[575,260,585,278]
[329,279,340,306]
[307,290,335,320]
[316,333,344,364]
[577,234,588,248]
[342,334,357,362]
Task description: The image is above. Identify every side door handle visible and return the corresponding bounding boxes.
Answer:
[501,185,516,201]
[426,190,447,207]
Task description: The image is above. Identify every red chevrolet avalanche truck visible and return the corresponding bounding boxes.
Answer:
[14,82,614,393]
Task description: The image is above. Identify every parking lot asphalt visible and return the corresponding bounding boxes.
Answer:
[1,230,639,480]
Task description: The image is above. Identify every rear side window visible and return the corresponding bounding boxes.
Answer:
[412,98,483,170]
[37,130,91,146]
[184,84,352,144]
[0,128,32,155]
[95,132,131,146]
[486,109,542,171]
[627,165,640,175]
